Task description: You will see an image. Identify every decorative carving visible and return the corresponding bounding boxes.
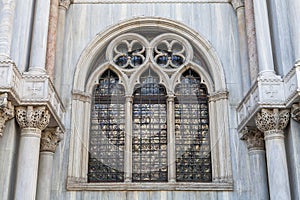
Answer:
[241,127,264,151]
[15,106,50,130]
[231,0,244,10]
[0,93,14,136]
[291,103,300,122]
[59,0,71,9]
[255,108,290,134]
[40,127,62,152]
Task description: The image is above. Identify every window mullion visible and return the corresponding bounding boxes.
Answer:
[167,95,176,182]
[124,95,133,182]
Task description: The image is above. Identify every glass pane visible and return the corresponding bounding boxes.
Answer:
[175,69,212,182]
[132,70,168,182]
[88,70,125,182]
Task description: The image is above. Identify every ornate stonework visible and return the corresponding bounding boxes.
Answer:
[15,106,50,130]
[40,127,62,152]
[0,93,14,136]
[255,108,290,140]
[241,127,264,151]
[291,103,300,122]
[59,0,71,9]
[231,0,244,10]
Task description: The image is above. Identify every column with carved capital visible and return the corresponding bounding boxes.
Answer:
[241,128,269,199]
[0,93,14,136]
[36,127,61,200]
[14,106,50,200]
[255,108,291,199]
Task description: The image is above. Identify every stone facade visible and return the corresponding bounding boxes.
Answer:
[0,0,300,199]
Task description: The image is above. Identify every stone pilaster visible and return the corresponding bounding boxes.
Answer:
[255,108,291,200]
[14,106,50,200]
[0,93,14,136]
[36,127,62,200]
[291,103,300,122]
[241,127,269,199]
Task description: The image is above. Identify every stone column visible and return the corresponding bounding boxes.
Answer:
[36,127,61,200]
[14,106,50,200]
[28,0,51,74]
[124,96,133,182]
[252,0,275,75]
[244,0,259,83]
[287,0,300,63]
[291,103,300,122]
[54,0,70,92]
[241,128,269,200]
[255,108,291,200]
[167,95,176,182]
[46,0,59,80]
[0,0,16,59]
[0,93,14,136]
[232,0,251,93]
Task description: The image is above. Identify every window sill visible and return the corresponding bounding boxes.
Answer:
[67,177,233,191]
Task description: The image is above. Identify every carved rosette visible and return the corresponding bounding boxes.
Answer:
[0,93,14,136]
[40,127,62,153]
[241,128,264,151]
[291,103,300,122]
[255,108,290,140]
[15,106,50,131]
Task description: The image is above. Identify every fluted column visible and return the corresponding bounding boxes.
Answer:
[252,0,275,75]
[0,0,16,60]
[0,93,14,136]
[14,106,50,200]
[232,0,251,93]
[255,108,291,200]
[28,0,51,74]
[241,128,269,200]
[36,127,61,200]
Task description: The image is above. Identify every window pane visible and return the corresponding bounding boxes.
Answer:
[175,69,212,182]
[88,70,125,182]
[132,71,168,182]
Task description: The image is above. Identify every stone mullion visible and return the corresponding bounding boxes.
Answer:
[0,93,14,136]
[124,96,133,182]
[36,127,61,200]
[241,128,269,199]
[167,95,176,182]
[14,106,50,200]
[255,108,291,200]
[0,0,16,59]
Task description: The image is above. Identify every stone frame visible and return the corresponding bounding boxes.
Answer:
[67,17,233,191]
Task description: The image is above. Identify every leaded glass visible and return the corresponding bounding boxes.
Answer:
[132,70,168,182]
[88,70,125,182]
[175,69,212,182]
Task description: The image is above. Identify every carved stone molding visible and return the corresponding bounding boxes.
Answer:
[40,127,62,152]
[291,103,300,122]
[59,0,71,9]
[0,93,14,136]
[241,127,264,151]
[15,106,50,131]
[255,108,290,139]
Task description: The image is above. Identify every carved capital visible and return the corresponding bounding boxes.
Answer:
[241,127,264,151]
[15,106,50,130]
[0,93,14,136]
[40,127,62,152]
[255,108,290,133]
[291,103,300,122]
[231,0,244,10]
[59,0,71,9]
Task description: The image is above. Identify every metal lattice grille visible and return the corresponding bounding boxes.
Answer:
[132,72,168,182]
[88,70,125,182]
[175,69,212,182]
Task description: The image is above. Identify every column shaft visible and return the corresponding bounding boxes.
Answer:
[264,131,291,199]
[28,0,51,73]
[14,128,41,200]
[167,96,176,182]
[253,0,275,74]
[287,0,300,62]
[124,96,132,182]
[36,152,54,200]
[0,0,16,59]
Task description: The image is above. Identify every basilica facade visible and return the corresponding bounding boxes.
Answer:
[0,0,299,199]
